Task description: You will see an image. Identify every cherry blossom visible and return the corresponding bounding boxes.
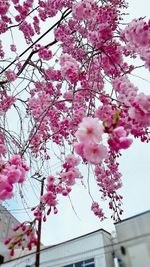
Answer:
[5,69,17,82]
[0,0,150,254]
[75,117,103,143]
[83,142,108,165]
[108,127,133,152]
[60,53,80,83]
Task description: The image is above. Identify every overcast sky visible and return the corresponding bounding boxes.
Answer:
[4,0,150,246]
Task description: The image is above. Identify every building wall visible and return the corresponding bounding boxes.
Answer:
[101,231,114,267]
[1,230,114,267]
[0,204,20,243]
[115,211,150,267]
[0,204,20,262]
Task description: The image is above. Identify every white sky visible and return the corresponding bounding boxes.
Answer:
[4,0,150,246]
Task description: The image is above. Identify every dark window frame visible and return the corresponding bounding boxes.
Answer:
[64,258,95,267]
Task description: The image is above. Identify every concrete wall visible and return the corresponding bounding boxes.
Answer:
[101,231,114,267]
[115,211,150,267]
[0,204,20,244]
[0,204,21,262]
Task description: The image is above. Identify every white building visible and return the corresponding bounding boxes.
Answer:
[0,229,114,267]
[114,210,150,267]
[0,204,21,263]
[1,210,150,267]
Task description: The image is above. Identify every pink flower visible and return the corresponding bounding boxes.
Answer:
[5,69,17,82]
[119,137,133,149]
[17,167,26,183]
[9,154,21,166]
[60,170,76,186]
[0,175,13,191]
[0,191,13,200]
[47,175,55,184]
[74,142,84,158]
[108,126,133,151]
[91,202,105,220]
[0,0,9,15]
[83,142,108,164]
[10,44,16,52]
[60,54,80,83]
[42,192,57,206]
[113,126,126,138]
[65,154,80,167]
[38,46,52,60]
[129,93,150,126]
[0,144,7,155]
[72,0,96,21]
[7,169,21,184]
[0,155,29,201]
[75,117,103,143]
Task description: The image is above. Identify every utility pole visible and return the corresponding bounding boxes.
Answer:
[34,177,45,267]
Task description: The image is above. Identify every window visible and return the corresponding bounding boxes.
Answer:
[64,258,95,267]
[84,258,95,267]
[75,262,83,267]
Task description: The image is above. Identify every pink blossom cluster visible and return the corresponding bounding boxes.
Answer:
[1,0,150,246]
[112,76,138,106]
[27,83,56,153]
[87,5,118,47]
[33,16,40,34]
[27,81,73,154]
[38,0,72,22]
[95,160,122,197]
[72,0,96,21]
[95,159,123,221]
[60,54,80,83]
[60,154,81,187]
[0,40,4,58]
[91,202,105,221]
[0,89,15,115]
[38,46,52,61]
[14,0,34,21]
[10,44,17,52]
[86,57,104,92]
[101,42,124,77]
[5,69,17,82]
[41,176,58,209]
[42,154,82,212]
[54,24,72,43]
[129,93,150,126]
[96,95,119,131]
[19,21,35,41]
[113,76,150,126]
[65,89,87,130]
[44,67,62,81]
[5,221,37,256]
[0,20,7,34]
[0,0,9,15]
[0,131,7,157]
[75,117,108,165]
[0,0,39,41]
[108,126,133,152]
[122,18,150,69]
[0,155,29,200]
[38,0,65,21]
